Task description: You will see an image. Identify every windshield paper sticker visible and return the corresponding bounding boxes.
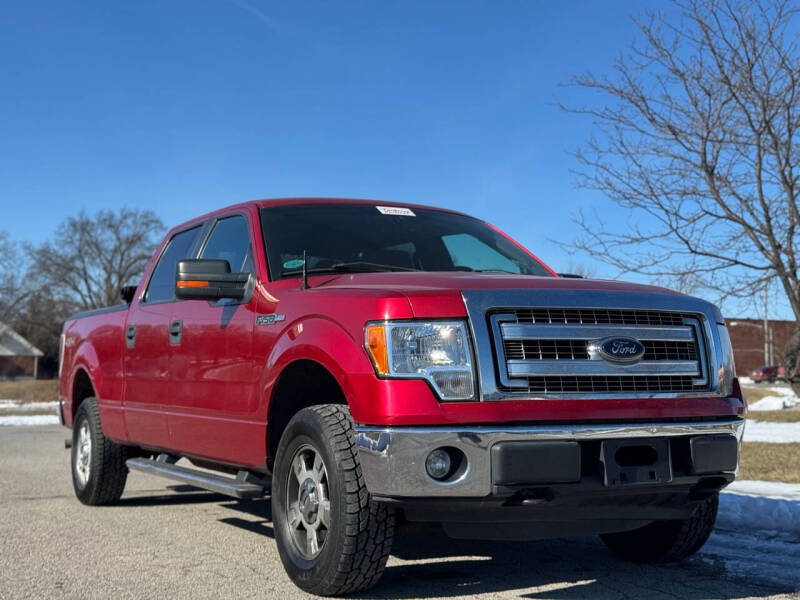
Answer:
[376,206,415,216]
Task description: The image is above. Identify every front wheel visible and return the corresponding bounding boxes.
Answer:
[71,397,128,505]
[272,405,394,596]
[600,493,718,562]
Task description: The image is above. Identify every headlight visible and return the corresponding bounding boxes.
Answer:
[365,321,476,400]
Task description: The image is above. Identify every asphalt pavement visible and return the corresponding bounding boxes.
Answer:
[1,425,797,600]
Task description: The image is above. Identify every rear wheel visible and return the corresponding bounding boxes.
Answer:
[71,398,128,505]
[600,493,718,562]
[272,404,394,596]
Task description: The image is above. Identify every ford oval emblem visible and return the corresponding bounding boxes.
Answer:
[593,336,645,363]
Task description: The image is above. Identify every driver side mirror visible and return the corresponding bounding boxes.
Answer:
[175,259,250,301]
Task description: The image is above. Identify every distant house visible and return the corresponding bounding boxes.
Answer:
[726,318,798,376]
[0,323,43,379]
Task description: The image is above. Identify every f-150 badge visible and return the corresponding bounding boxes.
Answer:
[256,314,285,326]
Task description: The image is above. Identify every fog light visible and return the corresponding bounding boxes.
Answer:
[426,448,452,480]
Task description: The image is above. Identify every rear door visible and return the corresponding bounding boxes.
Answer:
[166,212,263,465]
[123,225,203,449]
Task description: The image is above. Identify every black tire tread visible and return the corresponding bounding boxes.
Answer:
[600,493,718,563]
[277,404,394,596]
[72,397,128,505]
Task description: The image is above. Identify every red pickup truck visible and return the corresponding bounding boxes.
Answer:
[58,198,745,595]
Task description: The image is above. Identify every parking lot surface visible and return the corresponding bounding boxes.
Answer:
[1,426,798,600]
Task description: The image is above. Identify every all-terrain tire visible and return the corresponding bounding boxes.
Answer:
[600,493,718,562]
[272,404,394,596]
[71,397,128,505]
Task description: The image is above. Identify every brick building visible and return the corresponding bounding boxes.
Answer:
[0,322,43,379]
[726,318,798,376]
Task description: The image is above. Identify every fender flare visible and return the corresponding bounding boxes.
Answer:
[67,340,102,423]
[260,316,374,421]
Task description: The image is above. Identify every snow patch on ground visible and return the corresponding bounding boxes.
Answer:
[750,395,798,410]
[710,481,800,589]
[719,481,800,535]
[738,376,754,385]
[743,420,800,443]
[748,384,799,411]
[727,479,800,499]
[0,400,58,412]
[701,529,800,589]
[0,415,59,427]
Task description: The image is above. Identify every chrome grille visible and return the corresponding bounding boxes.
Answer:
[522,375,696,394]
[511,308,692,326]
[642,340,697,361]
[502,339,698,362]
[490,308,709,396]
[503,339,588,361]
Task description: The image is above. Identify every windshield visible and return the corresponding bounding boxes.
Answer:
[260,204,553,280]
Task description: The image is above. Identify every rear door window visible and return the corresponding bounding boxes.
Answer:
[144,226,201,303]
[200,215,254,274]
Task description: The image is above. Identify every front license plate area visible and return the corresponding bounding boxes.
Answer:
[601,438,672,487]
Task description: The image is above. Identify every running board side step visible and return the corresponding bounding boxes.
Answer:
[126,455,269,499]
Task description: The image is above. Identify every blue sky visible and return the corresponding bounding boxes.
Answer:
[0,1,789,318]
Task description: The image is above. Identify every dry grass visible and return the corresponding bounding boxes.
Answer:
[0,379,58,403]
[747,410,800,423]
[742,385,784,405]
[739,442,800,483]
[742,384,800,421]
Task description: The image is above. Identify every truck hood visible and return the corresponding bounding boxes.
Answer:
[313,271,678,294]
[311,271,685,318]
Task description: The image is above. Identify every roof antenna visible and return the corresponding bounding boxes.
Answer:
[301,250,310,290]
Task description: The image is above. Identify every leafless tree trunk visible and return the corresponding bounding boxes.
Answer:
[562,0,800,391]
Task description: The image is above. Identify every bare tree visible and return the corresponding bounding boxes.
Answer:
[0,232,31,322]
[33,208,164,311]
[564,261,598,279]
[562,0,800,387]
[11,288,73,377]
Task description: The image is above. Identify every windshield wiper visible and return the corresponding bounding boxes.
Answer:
[282,261,418,277]
[330,261,418,272]
[448,266,520,275]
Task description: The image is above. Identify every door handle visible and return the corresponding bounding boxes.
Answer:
[125,325,136,348]
[169,320,183,345]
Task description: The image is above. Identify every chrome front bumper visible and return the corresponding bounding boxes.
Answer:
[354,419,745,498]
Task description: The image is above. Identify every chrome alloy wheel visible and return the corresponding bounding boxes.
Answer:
[286,444,331,559]
[74,420,92,488]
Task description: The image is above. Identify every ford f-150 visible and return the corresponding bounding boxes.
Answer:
[58,198,745,595]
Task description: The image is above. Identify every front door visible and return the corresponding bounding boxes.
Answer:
[167,213,262,466]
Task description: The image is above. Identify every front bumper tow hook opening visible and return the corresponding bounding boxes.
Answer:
[520,497,548,506]
[506,489,555,506]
